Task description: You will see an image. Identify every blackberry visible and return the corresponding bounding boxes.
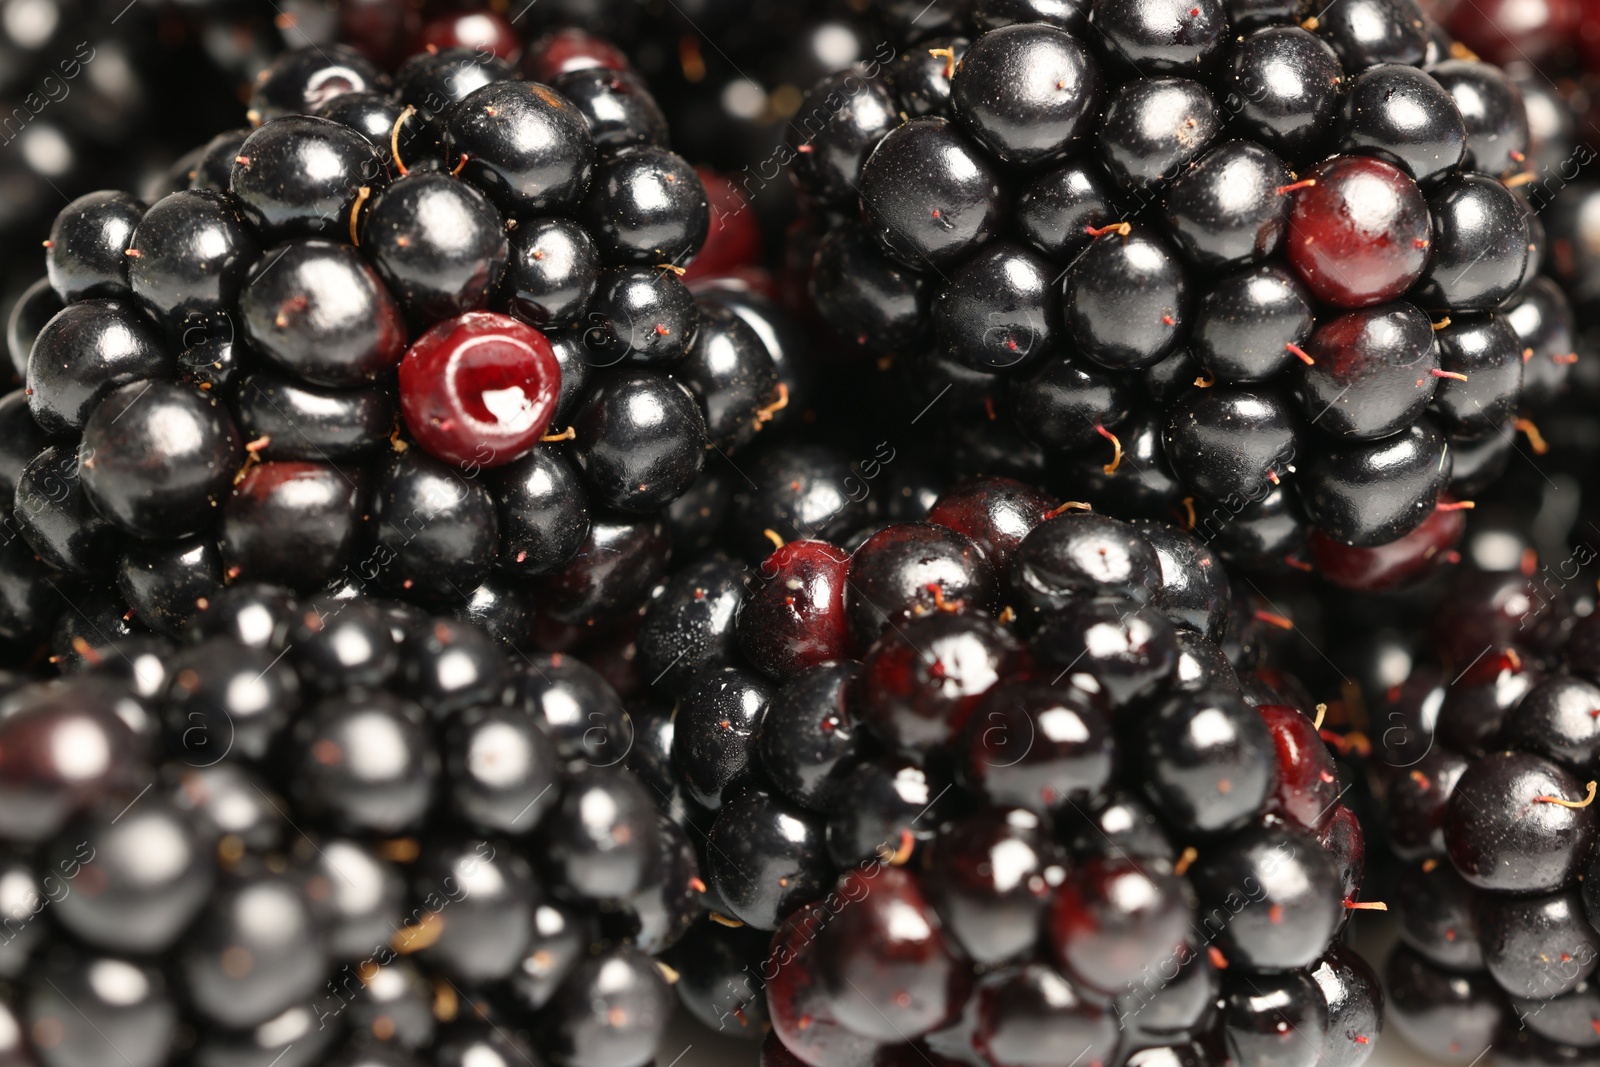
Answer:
[619,474,1375,1066]
[1373,563,1600,1063]
[791,0,1575,592]
[4,28,798,657]
[0,584,688,1067]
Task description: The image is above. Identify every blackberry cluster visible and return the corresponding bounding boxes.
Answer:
[1371,565,1600,1066]
[0,29,802,662]
[0,582,698,1067]
[790,0,1578,589]
[621,474,1377,1067]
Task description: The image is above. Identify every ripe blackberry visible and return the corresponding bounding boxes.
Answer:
[0,583,689,1067]
[620,474,1375,1066]
[4,30,797,656]
[790,1,1575,591]
[1374,563,1600,1063]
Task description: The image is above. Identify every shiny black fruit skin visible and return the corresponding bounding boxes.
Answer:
[808,225,931,355]
[676,299,778,453]
[1222,969,1328,1067]
[26,949,176,1067]
[1065,224,1188,370]
[1429,314,1523,438]
[1432,59,1531,178]
[1446,750,1596,894]
[531,514,670,630]
[1292,301,1440,441]
[570,369,708,515]
[585,266,697,367]
[230,116,385,240]
[1298,419,1450,546]
[1136,519,1231,641]
[1009,510,1163,618]
[46,190,144,302]
[288,595,400,693]
[162,633,302,767]
[757,662,863,812]
[1478,889,1600,1000]
[929,806,1059,965]
[1225,27,1344,164]
[118,537,222,638]
[1016,158,1117,263]
[950,22,1101,167]
[179,864,328,1029]
[444,704,560,834]
[1091,0,1225,73]
[845,522,994,647]
[315,90,409,164]
[81,381,242,540]
[235,371,397,462]
[1192,264,1314,383]
[1339,64,1467,185]
[222,462,364,593]
[935,240,1057,372]
[858,117,1005,270]
[502,218,601,330]
[26,298,170,436]
[539,766,661,902]
[411,840,539,984]
[1097,77,1222,193]
[1189,825,1344,970]
[249,44,390,123]
[674,666,773,810]
[13,444,115,576]
[1162,139,1291,269]
[708,787,832,929]
[1386,944,1504,1062]
[493,448,590,577]
[48,795,214,954]
[362,173,509,327]
[787,70,900,210]
[395,46,513,127]
[400,615,508,720]
[1315,0,1429,69]
[1415,174,1531,310]
[533,947,672,1067]
[369,452,498,604]
[240,239,408,387]
[1163,387,1298,504]
[7,277,63,379]
[553,67,671,153]
[445,79,595,215]
[511,652,631,763]
[127,189,260,343]
[637,555,747,695]
[1135,687,1275,835]
[1010,356,1131,453]
[581,147,708,266]
[291,689,436,833]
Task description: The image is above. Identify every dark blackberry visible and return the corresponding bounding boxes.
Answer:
[615,473,1371,1064]
[4,32,788,653]
[790,2,1564,591]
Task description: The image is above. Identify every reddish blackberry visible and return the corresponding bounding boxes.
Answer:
[622,474,1375,1066]
[789,1,1574,592]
